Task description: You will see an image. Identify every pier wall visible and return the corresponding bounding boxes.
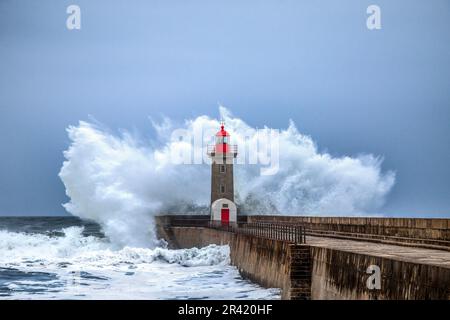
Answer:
[247,216,450,243]
[155,216,450,300]
[309,246,450,300]
[165,226,310,299]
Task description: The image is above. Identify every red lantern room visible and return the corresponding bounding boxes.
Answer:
[207,122,237,157]
[215,124,230,153]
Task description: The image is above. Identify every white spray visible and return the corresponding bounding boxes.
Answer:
[59,107,395,248]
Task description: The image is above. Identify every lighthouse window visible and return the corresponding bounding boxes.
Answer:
[220,165,226,173]
[220,185,226,193]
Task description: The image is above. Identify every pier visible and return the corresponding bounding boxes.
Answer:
[156,215,450,300]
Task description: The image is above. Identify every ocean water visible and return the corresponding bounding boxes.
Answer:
[0,217,280,300]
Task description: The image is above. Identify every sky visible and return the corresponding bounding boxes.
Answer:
[0,0,449,217]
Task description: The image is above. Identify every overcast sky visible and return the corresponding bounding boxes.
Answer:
[0,0,449,217]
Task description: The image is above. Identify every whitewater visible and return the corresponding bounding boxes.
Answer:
[0,108,395,299]
[59,107,395,248]
[0,217,280,299]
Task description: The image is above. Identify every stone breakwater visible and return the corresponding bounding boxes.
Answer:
[156,215,450,300]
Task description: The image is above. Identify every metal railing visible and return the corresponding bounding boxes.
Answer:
[208,221,306,244]
[167,218,306,244]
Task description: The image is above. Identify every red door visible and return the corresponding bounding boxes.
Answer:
[221,208,230,226]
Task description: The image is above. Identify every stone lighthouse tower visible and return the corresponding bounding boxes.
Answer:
[207,122,238,225]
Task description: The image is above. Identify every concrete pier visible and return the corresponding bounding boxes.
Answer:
[307,236,450,299]
[156,215,450,300]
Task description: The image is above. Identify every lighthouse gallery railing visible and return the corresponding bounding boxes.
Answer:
[206,144,238,155]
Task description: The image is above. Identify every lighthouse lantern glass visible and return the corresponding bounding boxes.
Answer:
[216,136,228,144]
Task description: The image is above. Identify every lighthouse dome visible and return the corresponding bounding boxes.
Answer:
[216,125,230,137]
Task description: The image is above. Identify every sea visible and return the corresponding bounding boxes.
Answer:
[0,217,280,300]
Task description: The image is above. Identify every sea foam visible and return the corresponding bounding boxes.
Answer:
[0,227,274,300]
[59,107,395,248]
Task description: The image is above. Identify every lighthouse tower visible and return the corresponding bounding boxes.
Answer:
[207,122,238,225]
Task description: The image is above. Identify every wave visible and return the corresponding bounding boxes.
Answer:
[0,227,229,268]
[59,107,395,247]
[0,228,277,300]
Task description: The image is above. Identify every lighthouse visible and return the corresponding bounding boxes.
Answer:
[207,122,238,225]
